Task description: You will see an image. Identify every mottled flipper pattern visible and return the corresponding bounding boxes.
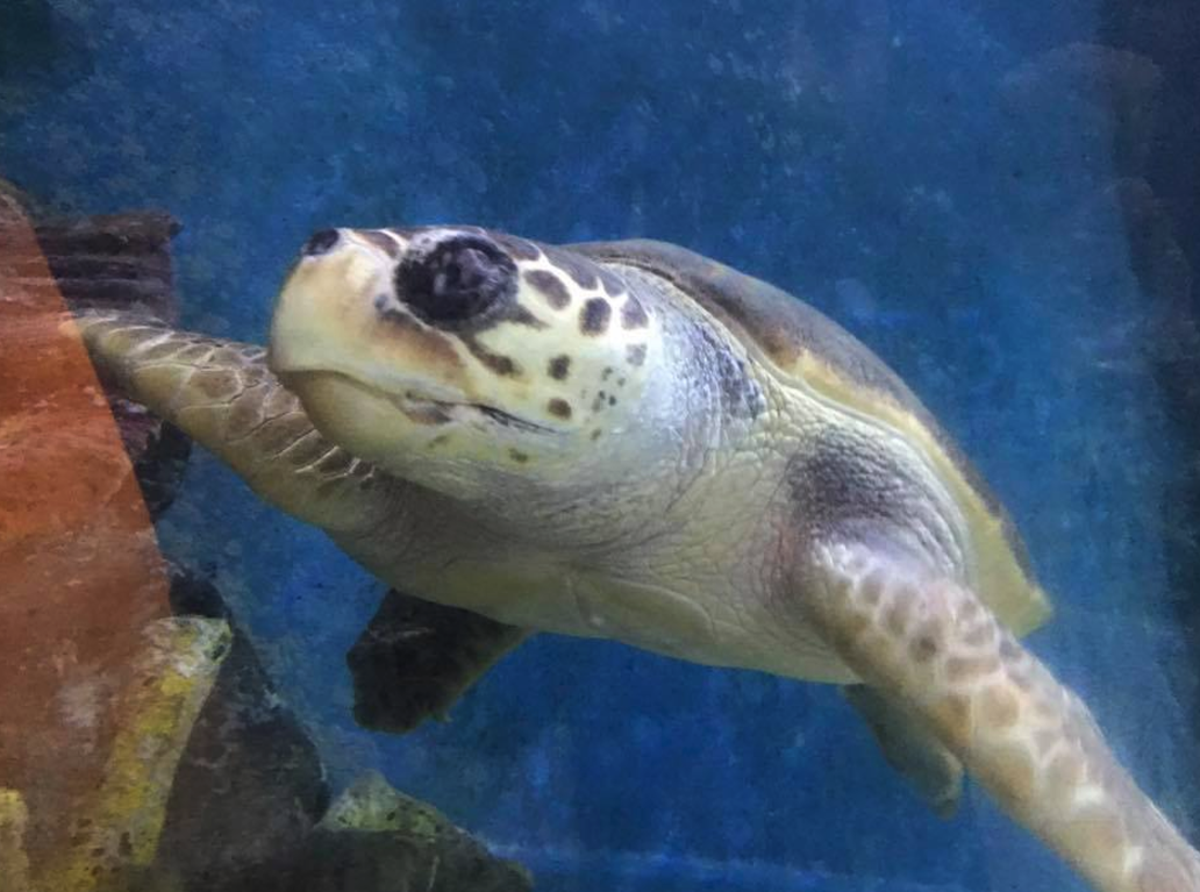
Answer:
[843,683,964,818]
[807,539,1200,892]
[349,590,531,733]
[68,311,391,533]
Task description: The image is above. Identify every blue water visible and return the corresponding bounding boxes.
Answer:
[3,2,1197,890]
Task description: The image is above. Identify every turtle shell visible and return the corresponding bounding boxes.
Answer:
[572,238,1051,637]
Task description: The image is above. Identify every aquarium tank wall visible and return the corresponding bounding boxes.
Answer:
[1,1,1198,891]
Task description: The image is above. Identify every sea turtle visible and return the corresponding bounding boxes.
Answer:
[72,225,1200,892]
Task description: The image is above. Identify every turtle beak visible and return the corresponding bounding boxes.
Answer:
[268,230,470,400]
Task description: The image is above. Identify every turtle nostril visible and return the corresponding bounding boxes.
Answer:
[395,234,518,328]
[301,229,342,257]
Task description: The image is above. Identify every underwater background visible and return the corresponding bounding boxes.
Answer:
[2,1,1199,890]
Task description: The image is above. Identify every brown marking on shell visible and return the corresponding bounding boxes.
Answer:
[356,229,400,257]
[580,297,612,335]
[548,355,571,380]
[620,296,650,329]
[525,270,571,310]
[547,398,572,419]
[460,333,520,377]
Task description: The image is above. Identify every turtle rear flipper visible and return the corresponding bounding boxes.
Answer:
[843,683,963,818]
[349,589,531,734]
[805,537,1200,892]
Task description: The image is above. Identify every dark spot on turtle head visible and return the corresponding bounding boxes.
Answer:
[617,376,626,387]
[626,343,647,366]
[460,333,520,377]
[591,428,602,440]
[508,304,549,329]
[525,270,571,310]
[608,395,617,406]
[548,398,573,419]
[356,229,400,257]
[509,448,530,463]
[620,296,649,329]
[301,228,341,257]
[548,355,571,380]
[580,298,611,335]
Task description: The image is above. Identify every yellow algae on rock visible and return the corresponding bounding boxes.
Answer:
[0,789,33,892]
[40,616,231,892]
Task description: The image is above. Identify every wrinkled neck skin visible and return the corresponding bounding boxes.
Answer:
[406,274,757,558]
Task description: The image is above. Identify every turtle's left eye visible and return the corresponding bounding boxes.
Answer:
[395,234,517,328]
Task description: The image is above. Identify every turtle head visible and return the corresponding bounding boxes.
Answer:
[269,226,668,510]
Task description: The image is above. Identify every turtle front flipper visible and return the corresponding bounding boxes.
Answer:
[803,537,1200,892]
[69,311,391,533]
[348,589,532,734]
[843,683,963,818]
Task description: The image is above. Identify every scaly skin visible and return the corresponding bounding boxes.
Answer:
[72,313,392,534]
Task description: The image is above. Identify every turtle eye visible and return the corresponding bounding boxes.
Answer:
[395,234,518,328]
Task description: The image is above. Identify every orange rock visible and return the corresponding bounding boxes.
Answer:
[0,193,175,868]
